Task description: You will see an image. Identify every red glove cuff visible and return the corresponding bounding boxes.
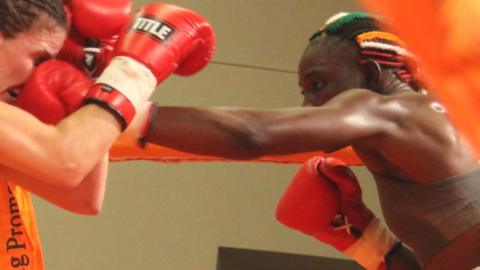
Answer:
[84,84,136,130]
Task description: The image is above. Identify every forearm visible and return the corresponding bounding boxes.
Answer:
[142,105,360,158]
[124,93,385,159]
[52,105,120,184]
[39,105,120,187]
[0,154,109,215]
[143,106,267,159]
[0,102,120,187]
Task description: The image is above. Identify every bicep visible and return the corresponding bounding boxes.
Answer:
[253,105,386,154]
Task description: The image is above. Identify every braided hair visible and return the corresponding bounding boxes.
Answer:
[0,0,67,38]
[310,12,421,91]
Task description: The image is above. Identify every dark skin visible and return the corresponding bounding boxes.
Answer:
[146,34,480,270]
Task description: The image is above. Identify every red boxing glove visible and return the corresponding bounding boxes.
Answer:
[114,3,215,82]
[57,31,117,78]
[58,0,132,77]
[67,0,132,39]
[13,60,92,125]
[276,157,341,235]
[86,3,215,130]
[276,157,398,270]
[314,157,375,250]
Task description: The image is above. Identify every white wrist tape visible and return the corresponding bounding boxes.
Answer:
[344,218,399,270]
[96,56,157,111]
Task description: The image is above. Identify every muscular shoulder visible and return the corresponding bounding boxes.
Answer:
[329,88,439,121]
[322,88,455,151]
[326,88,415,120]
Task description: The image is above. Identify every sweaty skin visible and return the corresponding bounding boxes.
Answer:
[145,35,480,269]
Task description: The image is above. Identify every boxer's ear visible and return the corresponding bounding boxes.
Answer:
[359,59,382,91]
[63,4,73,29]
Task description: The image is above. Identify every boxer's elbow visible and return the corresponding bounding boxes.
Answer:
[60,197,103,216]
[44,159,85,189]
[52,175,106,215]
[83,200,103,215]
[227,124,271,159]
[79,207,102,216]
[69,200,103,216]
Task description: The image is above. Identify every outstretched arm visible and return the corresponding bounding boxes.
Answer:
[143,89,396,159]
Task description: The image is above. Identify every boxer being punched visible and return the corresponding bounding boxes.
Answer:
[0,0,214,268]
[117,12,479,270]
[2,0,214,195]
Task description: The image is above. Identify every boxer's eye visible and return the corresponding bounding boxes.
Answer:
[33,58,42,66]
[6,87,20,102]
[32,53,51,67]
[299,80,324,96]
[311,80,324,92]
[33,56,48,66]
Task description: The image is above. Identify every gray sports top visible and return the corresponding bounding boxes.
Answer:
[373,168,480,266]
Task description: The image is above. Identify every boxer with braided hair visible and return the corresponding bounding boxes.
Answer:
[113,11,479,269]
[309,12,421,92]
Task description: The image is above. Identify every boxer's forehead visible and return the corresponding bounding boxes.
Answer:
[28,23,67,58]
[298,35,360,80]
